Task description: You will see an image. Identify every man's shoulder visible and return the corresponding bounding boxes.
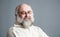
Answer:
[32,25,44,31]
[8,26,14,31]
[31,25,41,30]
[32,25,40,28]
[8,24,16,31]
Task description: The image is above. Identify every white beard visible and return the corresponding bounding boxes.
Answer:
[16,15,34,28]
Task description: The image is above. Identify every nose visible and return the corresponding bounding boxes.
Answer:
[25,13,29,18]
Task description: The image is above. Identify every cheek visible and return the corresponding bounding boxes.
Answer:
[19,14,25,19]
[29,15,33,19]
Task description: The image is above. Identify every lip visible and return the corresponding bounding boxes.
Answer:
[24,18,30,21]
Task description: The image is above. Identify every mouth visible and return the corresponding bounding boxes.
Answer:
[24,18,31,21]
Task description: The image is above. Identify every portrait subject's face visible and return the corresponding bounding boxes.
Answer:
[18,5,33,21]
[16,4,34,28]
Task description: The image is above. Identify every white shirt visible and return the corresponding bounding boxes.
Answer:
[7,24,49,37]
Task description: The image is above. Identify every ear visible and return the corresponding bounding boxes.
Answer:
[15,6,18,16]
[15,12,17,16]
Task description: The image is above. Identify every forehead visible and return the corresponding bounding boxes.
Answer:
[18,4,32,12]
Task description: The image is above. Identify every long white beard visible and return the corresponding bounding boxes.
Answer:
[16,15,34,28]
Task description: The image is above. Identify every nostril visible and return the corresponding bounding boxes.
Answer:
[25,15,27,17]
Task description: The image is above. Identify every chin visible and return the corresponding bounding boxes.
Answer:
[22,20,32,28]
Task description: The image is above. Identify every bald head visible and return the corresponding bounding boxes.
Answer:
[18,4,32,12]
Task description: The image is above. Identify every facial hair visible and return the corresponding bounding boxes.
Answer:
[16,15,34,28]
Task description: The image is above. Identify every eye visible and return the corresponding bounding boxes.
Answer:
[28,11,32,14]
[20,11,25,15]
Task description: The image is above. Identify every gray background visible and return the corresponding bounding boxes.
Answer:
[0,0,60,37]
